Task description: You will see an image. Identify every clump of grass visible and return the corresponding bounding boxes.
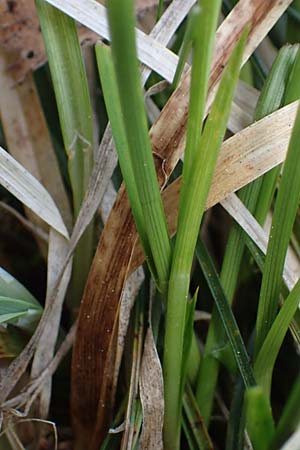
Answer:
[1,1,300,450]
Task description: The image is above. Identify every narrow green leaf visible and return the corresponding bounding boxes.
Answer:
[181,0,221,185]
[255,104,300,355]
[255,45,299,120]
[182,415,198,450]
[183,382,214,450]
[96,44,157,279]
[272,375,300,448]
[36,0,95,304]
[254,44,299,225]
[225,378,247,450]
[284,48,300,104]
[172,11,194,89]
[35,0,94,215]
[245,386,275,450]
[254,278,300,396]
[0,267,39,308]
[106,0,172,292]
[156,0,164,21]
[196,183,261,423]
[196,239,255,389]
[163,27,248,450]
[0,296,42,332]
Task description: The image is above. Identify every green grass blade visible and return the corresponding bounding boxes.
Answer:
[254,278,300,396]
[171,9,195,90]
[163,28,248,449]
[0,267,39,307]
[95,44,157,279]
[36,0,94,304]
[35,0,94,216]
[181,0,221,182]
[255,104,300,355]
[196,183,260,423]
[196,239,256,388]
[0,296,42,332]
[106,0,172,292]
[225,378,247,450]
[195,45,297,424]
[255,44,300,224]
[156,0,164,21]
[255,45,298,120]
[272,375,300,448]
[182,415,198,450]
[284,47,300,104]
[183,382,214,450]
[245,386,275,450]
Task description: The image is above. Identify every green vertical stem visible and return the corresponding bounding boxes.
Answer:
[163,25,247,449]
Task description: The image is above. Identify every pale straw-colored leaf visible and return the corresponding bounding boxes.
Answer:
[279,427,300,450]
[0,146,68,239]
[30,230,72,418]
[113,268,145,397]
[44,0,196,84]
[139,327,164,450]
[221,193,299,291]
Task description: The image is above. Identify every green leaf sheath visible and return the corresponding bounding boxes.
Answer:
[106,0,172,292]
[245,386,275,450]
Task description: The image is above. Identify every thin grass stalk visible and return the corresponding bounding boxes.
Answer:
[196,239,256,388]
[272,375,300,448]
[35,0,94,305]
[95,44,157,278]
[163,26,248,450]
[180,1,221,193]
[183,382,214,450]
[106,0,172,292]
[254,276,300,396]
[255,104,300,354]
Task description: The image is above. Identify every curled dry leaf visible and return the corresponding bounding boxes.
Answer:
[0,0,98,82]
[71,1,293,447]
[139,327,164,450]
